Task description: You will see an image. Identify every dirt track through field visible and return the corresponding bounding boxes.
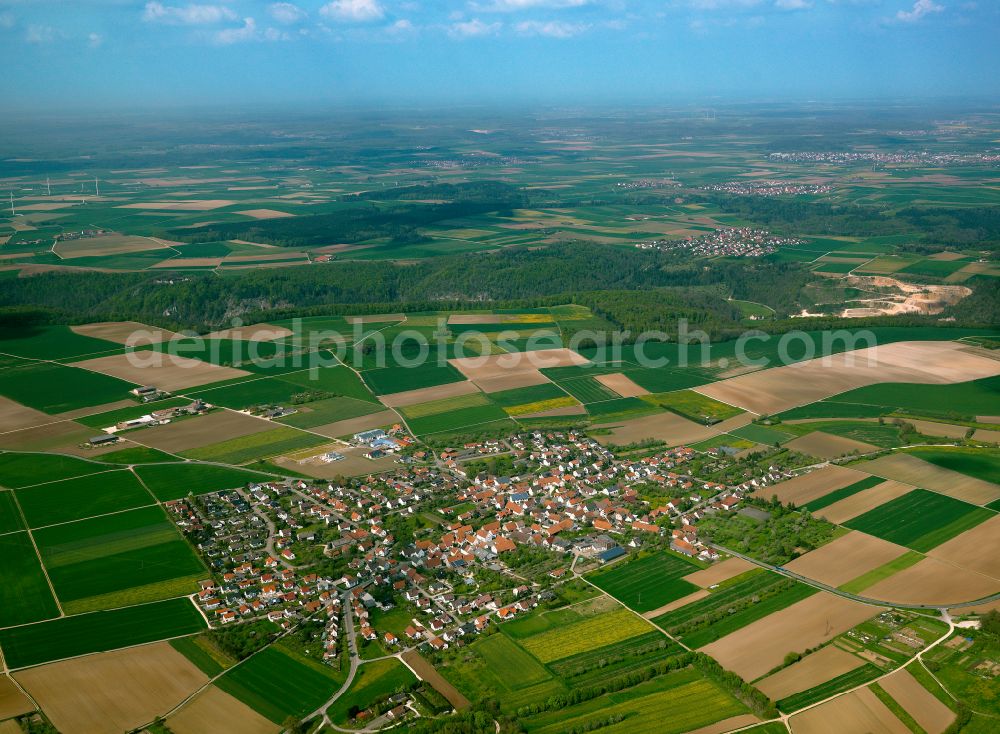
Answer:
[167,685,278,734]
[70,321,178,345]
[756,644,865,701]
[764,465,871,506]
[202,324,293,341]
[642,589,710,619]
[118,200,235,210]
[594,372,648,397]
[695,341,1000,415]
[73,352,251,392]
[0,674,34,720]
[685,714,761,734]
[699,592,880,681]
[591,411,714,446]
[879,669,955,734]
[928,514,1000,581]
[783,431,879,459]
[683,557,756,588]
[401,650,471,710]
[861,453,1000,505]
[475,369,551,392]
[785,532,909,588]
[15,643,208,734]
[789,687,910,734]
[378,380,479,408]
[450,348,588,382]
[0,396,52,433]
[864,557,1000,606]
[816,480,916,524]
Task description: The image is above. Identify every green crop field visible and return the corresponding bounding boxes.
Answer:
[276,395,383,429]
[777,663,882,712]
[15,470,154,527]
[0,531,60,627]
[816,375,1000,419]
[279,364,377,402]
[788,420,908,448]
[585,396,662,422]
[897,259,971,277]
[400,391,491,419]
[776,402,891,421]
[642,390,743,423]
[361,362,465,395]
[588,552,701,612]
[0,451,107,488]
[0,325,120,360]
[186,377,305,409]
[406,402,510,436]
[95,447,178,464]
[181,426,326,464]
[217,645,343,724]
[623,367,714,394]
[33,505,206,609]
[487,382,566,405]
[150,338,295,373]
[522,669,748,734]
[0,361,138,414]
[0,597,207,669]
[654,572,818,648]
[135,462,277,501]
[803,475,885,512]
[729,423,795,445]
[519,608,652,663]
[690,434,757,452]
[731,299,775,318]
[555,376,621,404]
[546,632,684,688]
[169,635,231,677]
[327,657,418,725]
[0,490,25,534]
[845,488,994,552]
[904,447,1000,485]
[478,633,553,689]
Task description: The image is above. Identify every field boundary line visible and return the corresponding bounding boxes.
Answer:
[7,490,64,620]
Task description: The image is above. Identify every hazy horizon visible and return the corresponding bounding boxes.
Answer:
[1,1,998,110]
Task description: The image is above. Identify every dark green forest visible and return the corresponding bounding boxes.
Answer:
[0,241,996,338]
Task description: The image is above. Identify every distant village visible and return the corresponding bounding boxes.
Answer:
[636,227,805,258]
[701,180,832,197]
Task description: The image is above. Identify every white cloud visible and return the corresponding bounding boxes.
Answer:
[515,19,588,36]
[386,18,416,34]
[775,0,810,9]
[319,0,385,22]
[88,31,103,47]
[268,2,307,24]
[684,0,762,8]
[142,2,237,25]
[895,0,944,22]
[214,16,257,43]
[474,0,589,10]
[25,24,58,43]
[448,18,501,36]
[211,16,290,43]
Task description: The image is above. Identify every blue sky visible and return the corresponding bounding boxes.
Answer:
[0,1,997,109]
